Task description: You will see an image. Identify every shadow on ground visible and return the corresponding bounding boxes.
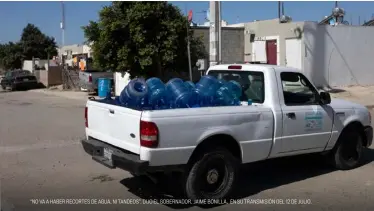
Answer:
[120,148,374,209]
[326,88,346,94]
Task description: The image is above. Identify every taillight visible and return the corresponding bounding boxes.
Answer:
[88,75,92,82]
[85,107,88,127]
[140,120,159,148]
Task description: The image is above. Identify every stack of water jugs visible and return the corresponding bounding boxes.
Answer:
[111,76,242,110]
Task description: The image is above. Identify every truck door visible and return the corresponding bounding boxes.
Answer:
[278,72,334,153]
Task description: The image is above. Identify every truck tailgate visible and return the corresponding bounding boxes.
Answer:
[79,72,90,83]
[86,100,142,154]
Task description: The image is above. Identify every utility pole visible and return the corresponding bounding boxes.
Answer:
[209,1,221,67]
[187,9,193,81]
[61,1,65,48]
[218,1,222,64]
[60,1,66,89]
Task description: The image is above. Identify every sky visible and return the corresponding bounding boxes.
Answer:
[0,1,373,45]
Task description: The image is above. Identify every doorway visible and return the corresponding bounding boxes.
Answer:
[266,40,277,65]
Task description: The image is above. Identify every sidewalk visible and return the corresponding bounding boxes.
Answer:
[329,85,374,108]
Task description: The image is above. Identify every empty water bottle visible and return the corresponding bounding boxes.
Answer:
[195,75,220,106]
[215,80,242,106]
[184,81,195,91]
[166,78,192,108]
[217,79,226,88]
[227,80,242,99]
[146,77,168,110]
[119,78,149,109]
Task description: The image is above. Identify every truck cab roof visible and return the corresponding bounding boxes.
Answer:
[207,64,301,74]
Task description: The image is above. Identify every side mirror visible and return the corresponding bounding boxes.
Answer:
[319,92,331,105]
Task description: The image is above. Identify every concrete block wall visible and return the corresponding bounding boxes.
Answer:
[303,22,374,87]
[192,26,245,64]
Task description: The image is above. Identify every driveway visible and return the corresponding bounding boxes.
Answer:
[0,89,373,211]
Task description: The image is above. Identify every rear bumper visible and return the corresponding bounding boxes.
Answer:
[80,82,95,91]
[13,81,38,89]
[81,137,149,175]
[364,126,373,147]
[81,137,185,175]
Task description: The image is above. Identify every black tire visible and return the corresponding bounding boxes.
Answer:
[7,84,15,91]
[185,148,239,200]
[330,127,364,170]
[1,85,5,90]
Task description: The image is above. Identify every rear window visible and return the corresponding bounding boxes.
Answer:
[208,70,265,103]
[12,70,31,77]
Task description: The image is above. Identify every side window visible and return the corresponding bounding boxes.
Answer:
[280,72,319,106]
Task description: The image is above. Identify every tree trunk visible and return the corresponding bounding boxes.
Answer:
[156,57,163,81]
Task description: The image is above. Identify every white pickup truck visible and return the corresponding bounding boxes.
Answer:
[82,64,373,200]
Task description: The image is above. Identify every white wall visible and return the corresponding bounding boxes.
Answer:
[303,22,374,87]
[115,72,131,96]
[22,60,50,73]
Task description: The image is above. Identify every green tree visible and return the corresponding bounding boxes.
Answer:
[20,23,58,60]
[82,1,206,79]
[0,42,24,70]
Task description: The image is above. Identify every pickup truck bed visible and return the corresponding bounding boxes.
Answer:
[79,70,114,92]
[82,64,373,201]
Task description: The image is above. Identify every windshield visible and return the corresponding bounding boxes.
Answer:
[207,70,265,103]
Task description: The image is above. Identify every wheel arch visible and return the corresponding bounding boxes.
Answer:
[334,121,366,149]
[187,134,242,166]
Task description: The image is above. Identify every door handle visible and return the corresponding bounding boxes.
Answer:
[109,109,114,114]
[286,112,296,119]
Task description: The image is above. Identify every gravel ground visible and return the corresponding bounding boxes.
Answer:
[0,89,373,211]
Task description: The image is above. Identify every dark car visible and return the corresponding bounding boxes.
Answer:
[1,70,38,91]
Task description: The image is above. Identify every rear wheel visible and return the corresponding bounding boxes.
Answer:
[330,127,364,170]
[184,148,239,200]
[7,84,15,91]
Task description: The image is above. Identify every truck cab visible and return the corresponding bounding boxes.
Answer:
[81,64,373,201]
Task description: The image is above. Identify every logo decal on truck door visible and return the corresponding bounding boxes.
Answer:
[305,111,323,131]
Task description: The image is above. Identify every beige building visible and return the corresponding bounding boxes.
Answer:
[193,18,374,87]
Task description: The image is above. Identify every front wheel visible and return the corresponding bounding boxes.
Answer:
[184,148,239,200]
[330,128,364,170]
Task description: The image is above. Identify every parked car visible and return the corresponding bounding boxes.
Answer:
[1,70,38,91]
[79,70,114,93]
[81,64,372,201]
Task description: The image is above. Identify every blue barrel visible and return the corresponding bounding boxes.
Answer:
[98,78,112,98]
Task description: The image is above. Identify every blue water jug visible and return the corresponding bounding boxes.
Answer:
[146,77,168,110]
[119,78,149,109]
[166,78,192,108]
[98,78,112,98]
[227,80,242,99]
[195,75,220,106]
[184,81,195,90]
[217,79,226,88]
[215,80,242,106]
